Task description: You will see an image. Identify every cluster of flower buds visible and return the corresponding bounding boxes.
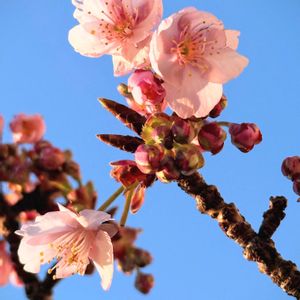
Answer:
[134,113,204,183]
[282,156,300,197]
[112,225,154,294]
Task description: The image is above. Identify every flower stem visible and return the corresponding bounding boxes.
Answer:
[217,121,232,128]
[120,186,136,226]
[98,185,125,211]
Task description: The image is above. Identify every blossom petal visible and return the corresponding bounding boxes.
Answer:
[79,209,111,229]
[68,25,117,58]
[225,30,240,50]
[90,231,114,291]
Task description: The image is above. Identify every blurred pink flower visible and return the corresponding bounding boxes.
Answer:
[0,241,23,287]
[10,114,46,144]
[127,70,167,116]
[150,7,248,118]
[16,204,118,290]
[0,115,4,138]
[69,0,163,76]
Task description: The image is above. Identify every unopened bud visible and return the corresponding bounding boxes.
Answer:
[281,156,300,181]
[174,144,204,175]
[198,122,226,155]
[135,272,154,294]
[38,146,65,170]
[171,117,195,144]
[135,144,163,174]
[293,180,300,196]
[209,95,227,118]
[156,155,180,183]
[229,123,262,153]
[133,248,153,267]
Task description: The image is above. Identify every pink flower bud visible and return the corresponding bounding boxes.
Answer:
[198,122,227,155]
[171,117,195,144]
[156,155,180,183]
[0,115,4,138]
[229,123,262,153]
[134,144,164,174]
[293,180,300,196]
[281,156,300,181]
[38,146,65,170]
[127,70,166,116]
[141,113,172,147]
[174,144,204,176]
[135,272,154,294]
[209,95,228,118]
[10,114,46,144]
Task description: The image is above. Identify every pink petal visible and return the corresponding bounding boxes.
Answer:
[225,30,240,50]
[89,231,114,291]
[204,47,249,84]
[79,209,111,229]
[68,25,117,58]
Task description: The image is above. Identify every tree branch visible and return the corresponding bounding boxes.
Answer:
[177,172,300,299]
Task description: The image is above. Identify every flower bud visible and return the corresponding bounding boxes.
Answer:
[134,144,163,174]
[198,122,227,154]
[141,113,172,147]
[10,114,46,144]
[156,155,180,183]
[281,156,300,181]
[128,70,166,105]
[209,95,227,118]
[171,117,195,144]
[135,272,154,294]
[229,123,262,153]
[133,248,153,267]
[293,180,300,196]
[174,144,204,175]
[38,146,65,170]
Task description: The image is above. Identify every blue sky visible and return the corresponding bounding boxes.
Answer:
[1,0,300,299]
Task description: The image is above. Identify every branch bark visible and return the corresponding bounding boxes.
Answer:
[177,172,300,299]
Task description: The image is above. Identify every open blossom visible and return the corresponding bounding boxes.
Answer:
[0,241,22,287]
[16,204,118,290]
[69,0,163,76]
[10,114,46,144]
[150,7,248,118]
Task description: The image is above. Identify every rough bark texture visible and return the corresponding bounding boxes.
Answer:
[177,172,300,299]
[0,193,59,300]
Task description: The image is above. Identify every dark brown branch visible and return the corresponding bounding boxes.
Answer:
[259,196,287,239]
[177,172,300,299]
[99,98,146,135]
[97,134,143,153]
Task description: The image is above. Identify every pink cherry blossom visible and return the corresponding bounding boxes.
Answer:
[16,204,118,290]
[10,114,46,144]
[150,7,249,118]
[69,0,163,76]
[0,240,23,287]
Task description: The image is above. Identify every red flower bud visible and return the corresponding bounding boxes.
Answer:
[293,180,300,196]
[209,95,227,118]
[229,123,262,153]
[281,156,300,181]
[156,155,180,183]
[174,144,204,175]
[135,272,154,294]
[198,122,226,155]
[38,146,65,170]
[134,144,163,174]
[133,248,153,267]
[171,117,195,144]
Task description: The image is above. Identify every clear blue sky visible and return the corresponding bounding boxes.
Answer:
[1,0,300,299]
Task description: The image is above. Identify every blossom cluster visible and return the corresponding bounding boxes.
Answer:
[69,0,248,119]
[0,114,154,295]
